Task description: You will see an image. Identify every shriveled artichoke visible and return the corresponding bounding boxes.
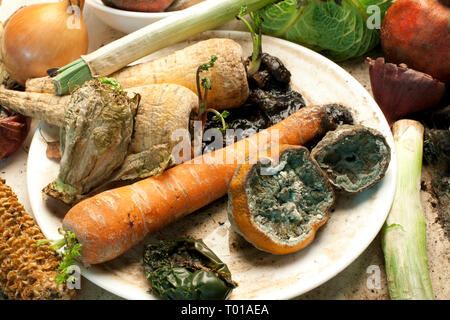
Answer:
[44,79,140,204]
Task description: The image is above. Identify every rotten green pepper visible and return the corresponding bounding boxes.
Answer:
[143,237,237,300]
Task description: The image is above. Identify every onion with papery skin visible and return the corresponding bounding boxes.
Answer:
[367,57,446,126]
[1,0,88,85]
[0,107,29,160]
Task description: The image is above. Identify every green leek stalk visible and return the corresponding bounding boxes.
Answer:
[53,0,278,95]
[382,119,434,300]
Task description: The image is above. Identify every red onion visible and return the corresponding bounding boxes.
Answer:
[367,57,446,125]
[0,107,29,159]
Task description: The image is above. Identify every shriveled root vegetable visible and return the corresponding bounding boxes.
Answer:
[105,84,198,182]
[228,144,335,255]
[25,77,56,94]
[311,125,391,194]
[0,84,197,172]
[112,38,249,110]
[0,178,75,300]
[0,87,70,126]
[367,57,446,125]
[0,82,198,204]
[26,39,249,109]
[62,103,354,265]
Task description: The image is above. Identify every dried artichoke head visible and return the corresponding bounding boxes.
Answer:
[44,79,139,205]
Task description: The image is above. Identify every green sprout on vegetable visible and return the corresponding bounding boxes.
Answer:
[37,229,82,285]
[196,55,218,115]
[195,55,229,133]
[209,109,230,133]
[236,6,263,77]
[99,77,124,94]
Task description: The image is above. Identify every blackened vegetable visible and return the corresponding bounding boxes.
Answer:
[202,52,305,153]
[143,237,237,300]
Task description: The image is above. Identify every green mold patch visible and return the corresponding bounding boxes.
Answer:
[245,147,335,246]
[311,124,391,193]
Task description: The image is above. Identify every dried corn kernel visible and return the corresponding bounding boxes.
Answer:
[0,178,75,300]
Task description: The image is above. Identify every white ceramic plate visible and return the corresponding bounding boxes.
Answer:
[27,30,396,300]
[86,0,183,34]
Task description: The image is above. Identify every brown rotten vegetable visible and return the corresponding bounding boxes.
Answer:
[0,81,198,204]
[0,178,75,300]
[311,124,391,194]
[367,57,446,126]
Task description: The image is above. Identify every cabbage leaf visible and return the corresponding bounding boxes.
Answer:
[259,0,394,61]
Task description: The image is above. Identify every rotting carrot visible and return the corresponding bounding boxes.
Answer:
[62,104,354,265]
[25,38,249,110]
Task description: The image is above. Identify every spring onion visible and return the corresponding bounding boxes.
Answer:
[52,0,278,95]
[382,119,434,300]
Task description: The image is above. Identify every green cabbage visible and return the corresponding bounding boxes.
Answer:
[259,0,394,61]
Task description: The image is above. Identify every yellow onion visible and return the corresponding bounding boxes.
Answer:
[1,0,88,85]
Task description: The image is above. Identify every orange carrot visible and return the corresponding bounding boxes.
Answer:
[62,104,353,264]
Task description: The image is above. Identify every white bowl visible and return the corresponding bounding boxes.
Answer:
[85,0,182,34]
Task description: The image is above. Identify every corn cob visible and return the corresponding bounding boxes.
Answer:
[0,178,75,300]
